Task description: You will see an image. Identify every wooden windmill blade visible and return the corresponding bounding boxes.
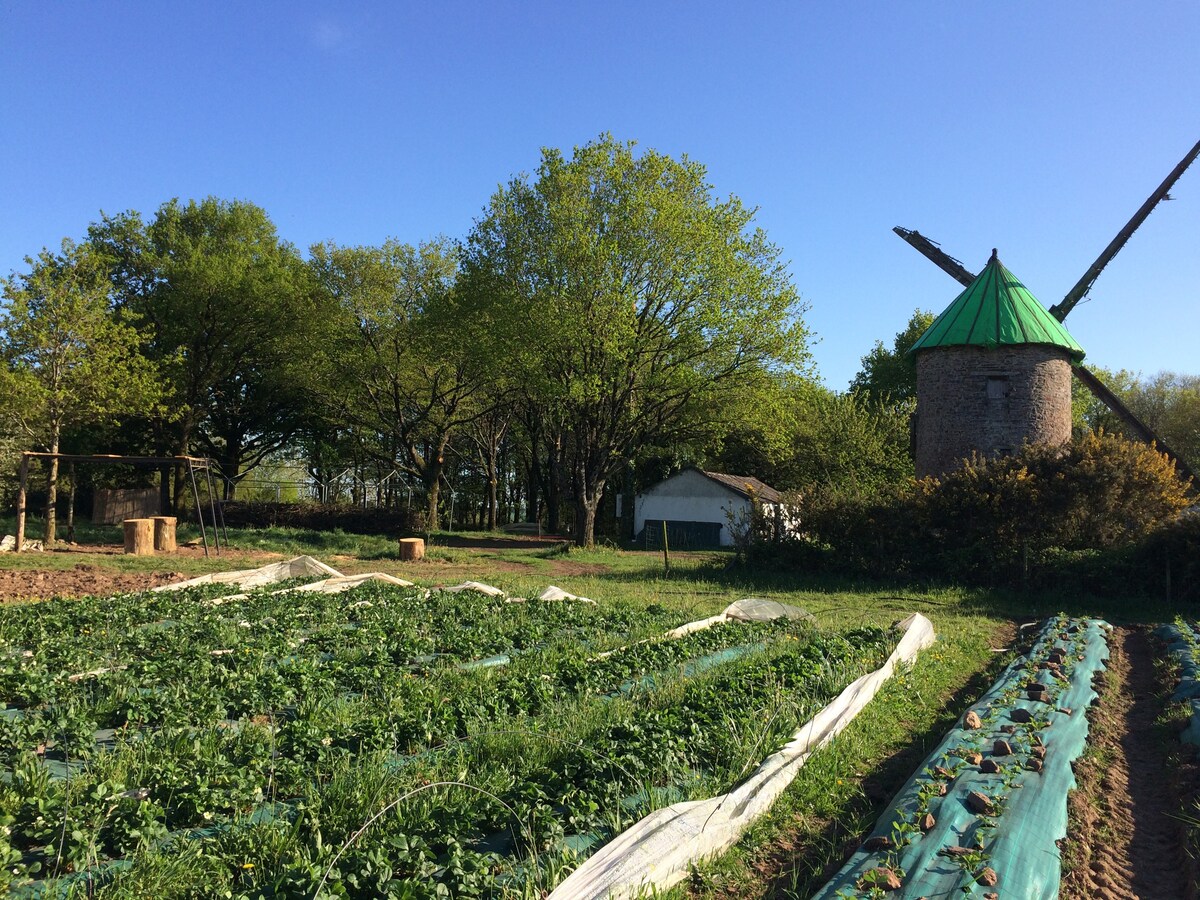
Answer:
[891,226,1196,483]
[893,228,974,288]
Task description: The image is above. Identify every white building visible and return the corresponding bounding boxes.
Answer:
[633,468,784,548]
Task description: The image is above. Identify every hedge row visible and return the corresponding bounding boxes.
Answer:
[742,432,1198,601]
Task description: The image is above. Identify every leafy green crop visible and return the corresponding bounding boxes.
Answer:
[0,583,895,897]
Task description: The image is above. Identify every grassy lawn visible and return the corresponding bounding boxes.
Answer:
[0,516,1178,896]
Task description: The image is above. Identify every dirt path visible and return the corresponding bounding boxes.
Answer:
[1062,626,1192,900]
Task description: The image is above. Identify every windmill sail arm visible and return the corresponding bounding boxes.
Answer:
[892,227,976,287]
[1072,365,1196,482]
[1049,137,1200,323]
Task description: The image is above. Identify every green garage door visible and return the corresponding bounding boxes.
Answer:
[641,520,723,550]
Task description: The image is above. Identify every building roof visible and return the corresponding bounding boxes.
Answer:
[697,469,783,504]
[909,251,1086,362]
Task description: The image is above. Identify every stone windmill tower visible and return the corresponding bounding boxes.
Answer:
[909,250,1085,478]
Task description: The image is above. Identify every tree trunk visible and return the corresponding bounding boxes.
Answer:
[484,435,499,531]
[159,464,172,517]
[527,454,541,524]
[424,452,444,531]
[222,442,241,500]
[546,433,562,534]
[66,463,76,543]
[398,537,425,560]
[574,485,604,548]
[153,516,178,552]
[123,518,155,555]
[44,431,60,545]
[173,421,194,515]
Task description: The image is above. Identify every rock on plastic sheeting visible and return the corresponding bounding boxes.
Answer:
[537,585,596,604]
[153,556,343,592]
[811,617,1111,900]
[547,613,936,900]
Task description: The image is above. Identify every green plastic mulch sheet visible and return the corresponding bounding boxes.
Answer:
[812,616,1110,900]
[1154,621,1200,745]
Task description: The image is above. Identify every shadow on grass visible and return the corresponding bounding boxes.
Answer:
[592,552,1194,626]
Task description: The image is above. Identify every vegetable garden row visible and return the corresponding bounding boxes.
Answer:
[813,615,1111,899]
[17,557,1191,899]
[0,563,907,898]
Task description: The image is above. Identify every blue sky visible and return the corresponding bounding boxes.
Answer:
[2,2,1197,389]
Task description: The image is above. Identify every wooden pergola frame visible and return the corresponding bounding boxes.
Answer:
[14,452,227,556]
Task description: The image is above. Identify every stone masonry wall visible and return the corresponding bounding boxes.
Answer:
[914,345,1073,478]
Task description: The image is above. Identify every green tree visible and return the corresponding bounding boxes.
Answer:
[1,239,159,542]
[460,135,811,546]
[790,387,914,494]
[706,378,913,496]
[89,198,318,502]
[310,238,490,528]
[1077,367,1200,472]
[849,309,935,403]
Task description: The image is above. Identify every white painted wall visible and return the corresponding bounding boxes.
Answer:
[634,469,750,547]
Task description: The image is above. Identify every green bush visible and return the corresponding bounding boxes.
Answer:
[749,432,1195,595]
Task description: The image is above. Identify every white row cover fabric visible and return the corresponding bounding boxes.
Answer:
[662,598,813,640]
[0,535,44,552]
[212,572,415,605]
[537,585,595,604]
[153,556,342,592]
[439,581,506,597]
[601,599,814,660]
[548,613,937,900]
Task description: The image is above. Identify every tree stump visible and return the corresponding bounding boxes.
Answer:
[152,516,177,553]
[123,519,155,555]
[397,537,425,561]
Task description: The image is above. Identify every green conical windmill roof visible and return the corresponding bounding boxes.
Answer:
[909,251,1085,362]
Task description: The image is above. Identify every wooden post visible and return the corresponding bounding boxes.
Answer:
[397,537,425,561]
[123,518,155,555]
[153,516,178,553]
[661,520,670,575]
[15,454,29,554]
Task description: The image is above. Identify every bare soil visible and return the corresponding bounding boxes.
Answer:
[0,540,618,602]
[1061,626,1194,900]
[0,564,185,602]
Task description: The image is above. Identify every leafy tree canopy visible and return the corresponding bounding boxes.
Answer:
[1,238,160,539]
[706,376,912,496]
[88,198,320,497]
[1076,366,1200,473]
[849,309,934,404]
[459,134,812,545]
